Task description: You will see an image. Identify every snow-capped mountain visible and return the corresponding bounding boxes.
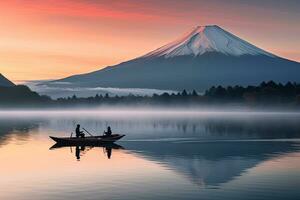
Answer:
[143,25,274,58]
[0,74,15,87]
[45,25,300,92]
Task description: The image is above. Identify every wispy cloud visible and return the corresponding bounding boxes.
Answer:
[26,80,178,99]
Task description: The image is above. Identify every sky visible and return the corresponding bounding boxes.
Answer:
[0,0,299,82]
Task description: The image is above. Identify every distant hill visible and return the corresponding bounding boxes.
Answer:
[0,85,51,106]
[45,25,300,92]
[0,74,15,87]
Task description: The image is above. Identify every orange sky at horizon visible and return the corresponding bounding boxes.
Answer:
[0,0,300,82]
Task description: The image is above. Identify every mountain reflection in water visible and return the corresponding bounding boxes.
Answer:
[48,139,300,187]
[122,140,299,187]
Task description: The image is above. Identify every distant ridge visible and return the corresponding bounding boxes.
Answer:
[46,25,300,92]
[0,74,15,87]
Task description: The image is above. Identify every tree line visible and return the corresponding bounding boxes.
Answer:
[0,81,300,107]
[205,81,300,105]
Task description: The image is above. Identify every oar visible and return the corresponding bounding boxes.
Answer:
[82,127,94,137]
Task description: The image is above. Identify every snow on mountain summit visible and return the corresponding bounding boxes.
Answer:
[143,25,275,58]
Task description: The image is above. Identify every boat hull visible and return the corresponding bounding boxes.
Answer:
[50,134,125,145]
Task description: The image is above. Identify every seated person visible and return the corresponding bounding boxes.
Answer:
[104,126,112,136]
[75,124,85,138]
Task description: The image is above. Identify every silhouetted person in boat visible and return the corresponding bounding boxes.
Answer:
[76,124,85,138]
[104,126,112,137]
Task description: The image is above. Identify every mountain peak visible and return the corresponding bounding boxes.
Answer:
[142,25,275,58]
[194,25,220,30]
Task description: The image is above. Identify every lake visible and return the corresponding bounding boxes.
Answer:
[0,110,300,200]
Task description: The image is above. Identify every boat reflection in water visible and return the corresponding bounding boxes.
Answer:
[50,143,124,160]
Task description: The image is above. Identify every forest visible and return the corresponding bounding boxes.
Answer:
[0,81,300,108]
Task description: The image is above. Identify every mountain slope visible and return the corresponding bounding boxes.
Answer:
[48,25,300,92]
[0,74,15,87]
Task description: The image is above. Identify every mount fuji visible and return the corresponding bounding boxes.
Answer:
[47,25,300,92]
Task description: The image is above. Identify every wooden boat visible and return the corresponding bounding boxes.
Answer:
[50,134,125,145]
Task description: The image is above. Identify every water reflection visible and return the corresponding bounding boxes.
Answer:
[36,113,300,140]
[0,112,300,200]
[123,140,300,187]
[50,143,124,160]
[204,116,300,139]
[47,138,300,187]
[0,118,42,147]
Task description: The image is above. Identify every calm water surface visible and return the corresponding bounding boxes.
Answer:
[0,110,300,200]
